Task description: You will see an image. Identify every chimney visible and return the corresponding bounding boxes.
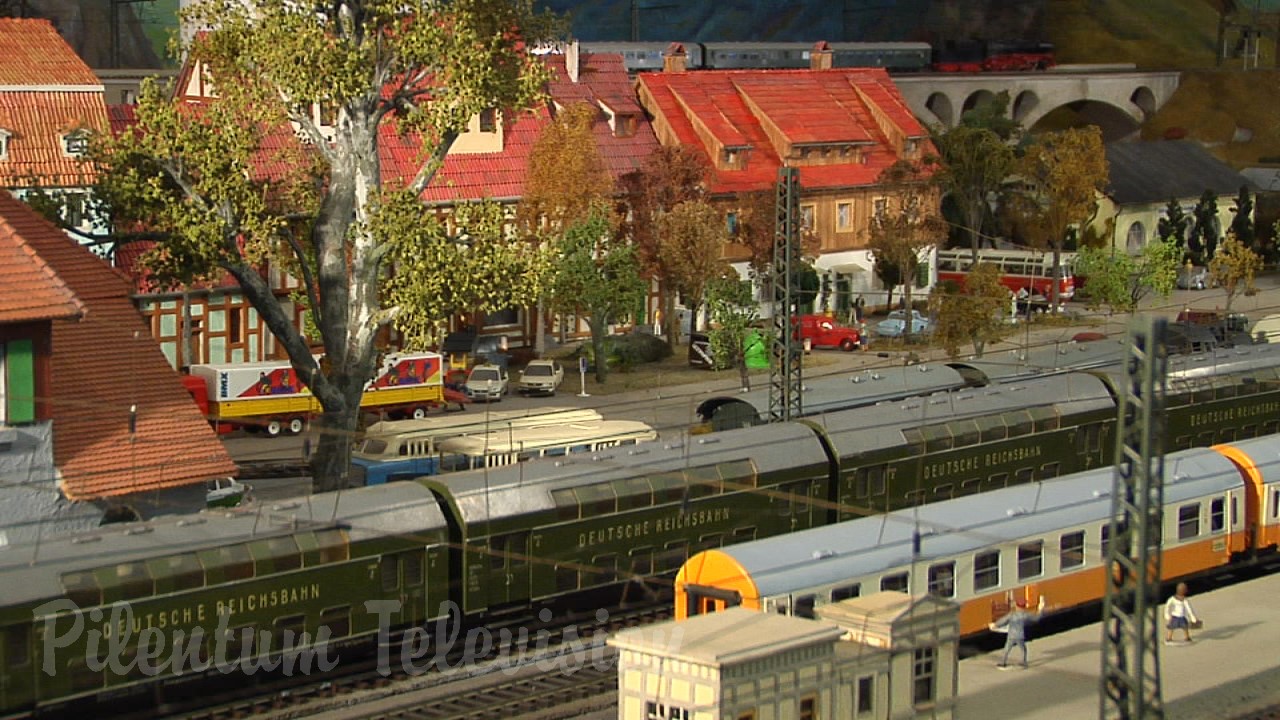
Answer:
[567,40,580,83]
[663,42,688,73]
[811,41,833,71]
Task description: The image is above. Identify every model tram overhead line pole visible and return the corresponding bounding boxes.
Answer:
[769,167,803,423]
[1100,316,1168,720]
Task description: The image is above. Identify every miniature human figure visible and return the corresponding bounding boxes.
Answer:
[1164,582,1199,644]
[853,295,865,324]
[991,596,1045,668]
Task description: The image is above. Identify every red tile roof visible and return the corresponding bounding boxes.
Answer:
[0,192,236,500]
[637,67,926,195]
[417,105,551,203]
[0,19,100,87]
[0,91,107,186]
[106,103,136,135]
[544,52,659,181]
[0,194,83,323]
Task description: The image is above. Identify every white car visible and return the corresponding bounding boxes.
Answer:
[875,309,932,338]
[206,477,252,508]
[464,364,509,402]
[516,359,565,396]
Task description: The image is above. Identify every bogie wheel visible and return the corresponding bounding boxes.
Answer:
[265,420,283,438]
[287,418,305,435]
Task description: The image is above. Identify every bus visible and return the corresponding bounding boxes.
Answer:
[350,407,604,485]
[437,420,658,471]
[935,248,1076,304]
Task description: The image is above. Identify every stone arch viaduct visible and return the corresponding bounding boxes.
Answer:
[892,69,1182,141]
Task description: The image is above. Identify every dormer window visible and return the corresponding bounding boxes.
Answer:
[479,109,497,133]
[62,130,89,158]
[0,128,10,161]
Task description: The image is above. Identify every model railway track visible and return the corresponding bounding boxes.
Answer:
[355,663,616,720]
[237,460,311,480]
[166,605,666,720]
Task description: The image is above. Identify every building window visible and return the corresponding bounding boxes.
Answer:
[913,646,936,705]
[737,713,756,720]
[872,197,887,220]
[478,108,497,132]
[645,702,689,720]
[1126,221,1146,253]
[799,695,817,720]
[928,561,955,598]
[1178,503,1200,540]
[1060,530,1085,570]
[856,675,874,714]
[62,130,89,157]
[0,128,10,160]
[726,211,738,236]
[800,204,816,231]
[837,202,853,231]
[1017,540,1043,580]
[974,549,1000,591]
[64,193,84,228]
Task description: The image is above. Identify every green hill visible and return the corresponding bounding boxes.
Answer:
[1048,0,1280,168]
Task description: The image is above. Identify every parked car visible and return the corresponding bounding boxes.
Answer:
[875,309,932,338]
[1176,265,1209,290]
[206,477,252,508]
[792,314,862,351]
[464,364,509,402]
[516,359,565,396]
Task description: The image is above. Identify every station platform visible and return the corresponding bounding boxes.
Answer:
[957,568,1280,719]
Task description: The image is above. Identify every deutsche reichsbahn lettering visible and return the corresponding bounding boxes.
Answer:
[577,508,730,548]
[921,444,1044,481]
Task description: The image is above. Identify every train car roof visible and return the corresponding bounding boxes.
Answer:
[948,338,1127,383]
[697,362,971,428]
[812,371,1115,456]
[362,406,600,438]
[698,446,1243,600]
[0,483,447,606]
[1215,434,1280,485]
[422,421,829,526]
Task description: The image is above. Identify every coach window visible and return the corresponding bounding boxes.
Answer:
[592,554,618,584]
[831,583,860,601]
[933,483,954,499]
[1004,409,1033,437]
[987,471,1009,490]
[731,526,757,543]
[1039,462,1060,480]
[1173,434,1191,450]
[880,572,909,593]
[1017,541,1043,580]
[274,615,306,650]
[551,488,580,521]
[617,477,653,510]
[629,547,654,576]
[1211,498,1227,534]
[974,550,1000,591]
[62,571,100,608]
[1178,503,1201,540]
[212,544,255,582]
[320,606,351,638]
[1014,468,1034,485]
[153,553,204,593]
[554,563,579,593]
[952,419,980,447]
[1060,531,1085,570]
[977,415,1006,443]
[928,562,956,598]
[904,488,926,505]
[794,594,817,619]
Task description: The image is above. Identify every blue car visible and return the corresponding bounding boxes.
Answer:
[875,309,932,338]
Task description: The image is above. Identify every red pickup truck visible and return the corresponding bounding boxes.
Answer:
[793,314,862,351]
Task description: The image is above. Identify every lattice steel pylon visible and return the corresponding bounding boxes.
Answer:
[1100,316,1168,720]
[769,167,803,422]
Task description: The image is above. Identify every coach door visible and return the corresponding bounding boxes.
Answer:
[486,531,531,608]
[382,550,426,624]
